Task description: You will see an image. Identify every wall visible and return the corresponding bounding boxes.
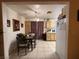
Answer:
[56,19,68,59]
[68,0,79,59]
[2,3,25,59]
[56,6,68,59]
[43,21,47,33]
[26,18,45,21]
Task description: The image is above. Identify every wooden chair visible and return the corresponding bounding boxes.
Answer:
[28,33,36,49]
[26,33,36,51]
[32,35,36,48]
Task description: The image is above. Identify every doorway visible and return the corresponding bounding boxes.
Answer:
[2,2,69,59]
[31,21,44,39]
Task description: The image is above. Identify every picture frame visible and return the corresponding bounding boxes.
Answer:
[7,20,10,27]
[13,19,20,31]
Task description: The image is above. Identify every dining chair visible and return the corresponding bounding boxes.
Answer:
[16,33,29,55]
[29,33,36,48]
[26,33,36,51]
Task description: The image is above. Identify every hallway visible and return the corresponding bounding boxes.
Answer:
[9,40,59,59]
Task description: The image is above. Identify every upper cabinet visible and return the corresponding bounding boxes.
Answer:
[47,20,51,29]
[47,20,56,30]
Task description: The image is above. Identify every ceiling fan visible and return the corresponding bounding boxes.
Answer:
[25,6,52,19]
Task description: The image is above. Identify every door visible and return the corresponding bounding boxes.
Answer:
[0,28,4,59]
[31,21,44,39]
[38,21,44,39]
[0,3,4,59]
[31,21,37,39]
[25,21,31,33]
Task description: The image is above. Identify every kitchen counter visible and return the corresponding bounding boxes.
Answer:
[47,32,56,33]
[46,31,56,41]
[46,29,56,33]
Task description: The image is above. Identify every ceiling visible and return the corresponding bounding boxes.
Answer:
[6,3,66,20]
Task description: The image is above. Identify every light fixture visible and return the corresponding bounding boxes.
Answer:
[46,18,50,21]
[34,9,39,21]
[34,5,40,21]
[47,11,52,14]
[35,5,40,9]
[37,18,39,21]
[35,17,39,22]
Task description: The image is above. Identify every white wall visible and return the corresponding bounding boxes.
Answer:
[56,6,69,59]
[2,3,25,59]
[56,20,67,59]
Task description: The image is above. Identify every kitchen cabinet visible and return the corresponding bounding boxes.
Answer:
[25,21,31,33]
[47,20,56,29]
[47,33,56,41]
[47,20,52,29]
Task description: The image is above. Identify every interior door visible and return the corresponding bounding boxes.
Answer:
[0,28,4,59]
[25,21,31,33]
[38,21,44,39]
[31,21,44,39]
[31,21,37,39]
[0,3,4,59]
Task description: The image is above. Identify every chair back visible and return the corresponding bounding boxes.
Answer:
[16,33,27,44]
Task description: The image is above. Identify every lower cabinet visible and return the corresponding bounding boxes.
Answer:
[47,33,56,41]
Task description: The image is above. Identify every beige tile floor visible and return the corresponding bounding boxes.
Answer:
[9,40,59,59]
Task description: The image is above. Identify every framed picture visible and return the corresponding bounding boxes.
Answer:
[13,19,20,31]
[77,9,79,21]
[21,23,23,28]
[7,20,10,27]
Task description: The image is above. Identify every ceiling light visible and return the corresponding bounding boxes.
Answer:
[37,18,39,21]
[47,11,52,14]
[35,5,40,9]
[35,17,39,22]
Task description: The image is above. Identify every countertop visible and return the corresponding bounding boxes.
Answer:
[47,31,56,33]
[46,29,56,33]
[47,32,56,33]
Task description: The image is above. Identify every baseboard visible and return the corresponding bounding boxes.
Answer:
[46,40,56,41]
[55,52,60,59]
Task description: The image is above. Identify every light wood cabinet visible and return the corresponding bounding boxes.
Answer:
[47,20,56,29]
[51,33,56,40]
[25,21,31,33]
[47,33,51,40]
[47,20,52,29]
[47,33,56,41]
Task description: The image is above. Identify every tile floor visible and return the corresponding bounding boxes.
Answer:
[9,40,59,59]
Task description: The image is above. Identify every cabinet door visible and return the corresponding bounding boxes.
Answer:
[51,33,56,41]
[47,20,51,29]
[47,33,51,40]
[25,21,31,33]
